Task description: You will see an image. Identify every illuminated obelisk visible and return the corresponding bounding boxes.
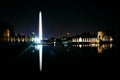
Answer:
[39,11,42,71]
[39,11,42,41]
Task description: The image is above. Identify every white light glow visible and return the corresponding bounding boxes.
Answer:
[110,37,113,42]
[39,11,42,41]
[79,37,82,42]
[39,11,42,71]
[79,45,82,48]
[34,37,40,43]
[35,45,41,50]
[39,45,42,71]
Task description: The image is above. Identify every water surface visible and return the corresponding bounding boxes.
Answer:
[0,43,119,73]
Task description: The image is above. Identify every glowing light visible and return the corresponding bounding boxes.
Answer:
[110,37,113,42]
[39,45,42,71]
[79,37,82,42]
[32,32,35,35]
[35,45,41,50]
[39,11,42,71]
[79,45,82,48]
[34,37,40,43]
[110,44,113,48]
[54,41,56,44]
[39,11,42,41]
[96,39,100,43]
[91,44,96,47]
[98,46,103,53]
[54,41,56,46]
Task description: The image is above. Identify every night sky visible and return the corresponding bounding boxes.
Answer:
[0,0,119,38]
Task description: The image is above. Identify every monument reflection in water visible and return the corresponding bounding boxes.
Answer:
[33,43,113,71]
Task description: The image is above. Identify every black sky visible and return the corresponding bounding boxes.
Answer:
[0,0,119,38]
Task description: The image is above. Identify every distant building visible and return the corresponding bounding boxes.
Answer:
[72,31,113,43]
[0,21,15,42]
[3,29,10,41]
[97,31,106,39]
[97,31,113,42]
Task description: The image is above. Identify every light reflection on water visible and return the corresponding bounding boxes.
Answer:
[69,43,113,53]
[32,43,114,71]
[39,45,42,71]
[31,44,42,71]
